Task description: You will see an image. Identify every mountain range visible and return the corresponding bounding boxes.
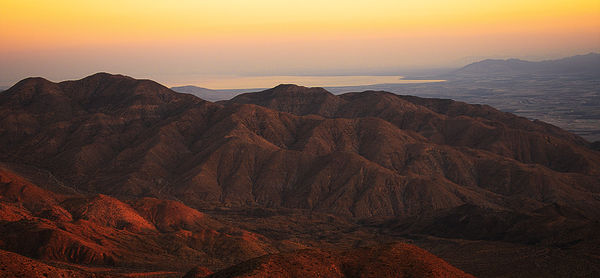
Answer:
[0,73,599,277]
[171,53,600,102]
[446,52,600,78]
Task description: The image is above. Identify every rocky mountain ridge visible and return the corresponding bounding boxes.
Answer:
[1,73,599,277]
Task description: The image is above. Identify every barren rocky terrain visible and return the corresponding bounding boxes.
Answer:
[0,73,598,277]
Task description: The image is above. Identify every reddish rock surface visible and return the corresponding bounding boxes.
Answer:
[0,164,281,274]
[183,266,214,278]
[1,75,598,220]
[206,243,474,278]
[0,249,112,278]
[0,73,598,277]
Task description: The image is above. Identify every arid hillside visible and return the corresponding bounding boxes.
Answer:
[1,73,599,277]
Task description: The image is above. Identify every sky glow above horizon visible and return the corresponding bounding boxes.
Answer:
[1,0,599,87]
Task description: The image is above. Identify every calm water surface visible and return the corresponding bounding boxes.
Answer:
[170,75,445,89]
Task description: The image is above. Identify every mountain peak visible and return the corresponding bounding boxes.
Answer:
[229,83,335,104]
[274,83,300,88]
[5,76,56,92]
[56,72,198,104]
[228,84,342,116]
[268,83,331,95]
[63,72,160,90]
[78,72,136,82]
[272,83,309,90]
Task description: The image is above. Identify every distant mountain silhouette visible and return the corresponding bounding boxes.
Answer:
[171,85,249,102]
[0,73,599,277]
[447,53,600,78]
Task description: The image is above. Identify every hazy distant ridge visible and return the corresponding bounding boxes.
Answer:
[449,53,600,77]
[171,85,256,102]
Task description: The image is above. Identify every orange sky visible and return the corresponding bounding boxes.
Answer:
[1,0,599,86]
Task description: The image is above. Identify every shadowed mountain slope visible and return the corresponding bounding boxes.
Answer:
[229,85,596,174]
[0,164,285,274]
[204,243,474,278]
[0,249,114,278]
[1,75,599,220]
[1,73,599,276]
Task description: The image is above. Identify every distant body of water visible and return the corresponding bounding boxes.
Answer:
[169,75,445,90]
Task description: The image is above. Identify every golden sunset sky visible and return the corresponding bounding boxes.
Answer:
[1,0,599,86]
